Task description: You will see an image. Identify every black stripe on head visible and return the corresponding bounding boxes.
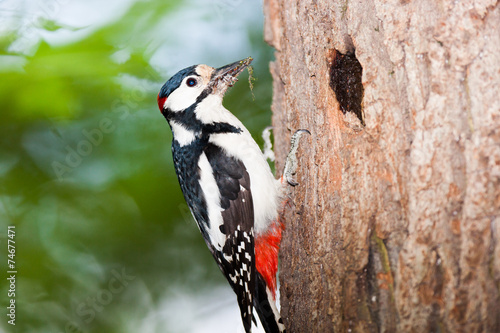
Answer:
[164,88,215,132]
[164,84,240,135]
[158,65,198,99]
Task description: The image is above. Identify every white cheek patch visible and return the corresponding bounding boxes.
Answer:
[166,79,205,112]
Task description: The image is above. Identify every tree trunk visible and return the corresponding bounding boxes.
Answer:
[263,1,500,332]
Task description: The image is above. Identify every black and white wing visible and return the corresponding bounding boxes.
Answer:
[203,143,255,333]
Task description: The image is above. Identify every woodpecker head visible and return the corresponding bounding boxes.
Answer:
[157,57,253,115]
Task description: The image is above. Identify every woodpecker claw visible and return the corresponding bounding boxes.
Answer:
[283,129,310,186]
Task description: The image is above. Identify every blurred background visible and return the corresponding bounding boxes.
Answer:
[0,0,273,332]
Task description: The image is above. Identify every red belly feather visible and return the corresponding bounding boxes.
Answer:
[254,221,283,299]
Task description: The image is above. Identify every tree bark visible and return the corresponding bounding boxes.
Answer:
[263,1,500,332]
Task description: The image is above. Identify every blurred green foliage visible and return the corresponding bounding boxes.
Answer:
[0,1,273,332]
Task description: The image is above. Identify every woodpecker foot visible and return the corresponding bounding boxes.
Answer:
[283,129,310,186]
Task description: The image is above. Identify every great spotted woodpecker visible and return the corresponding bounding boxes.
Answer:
[157,57,308,333]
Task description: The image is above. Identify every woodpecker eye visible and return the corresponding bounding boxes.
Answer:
[186,78,197,87]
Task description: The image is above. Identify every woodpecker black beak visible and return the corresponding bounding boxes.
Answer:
[210,57,253,94]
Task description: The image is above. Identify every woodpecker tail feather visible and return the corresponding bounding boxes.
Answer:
[255,272,286,333]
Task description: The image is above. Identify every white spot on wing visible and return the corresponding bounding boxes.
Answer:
[223,253,232,263]
[229,274,238,284]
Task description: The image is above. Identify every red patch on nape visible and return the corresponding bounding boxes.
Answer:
[255,220,284,299]
[157,94,167,112]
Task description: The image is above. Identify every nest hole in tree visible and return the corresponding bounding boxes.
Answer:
[329,49,365,126]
